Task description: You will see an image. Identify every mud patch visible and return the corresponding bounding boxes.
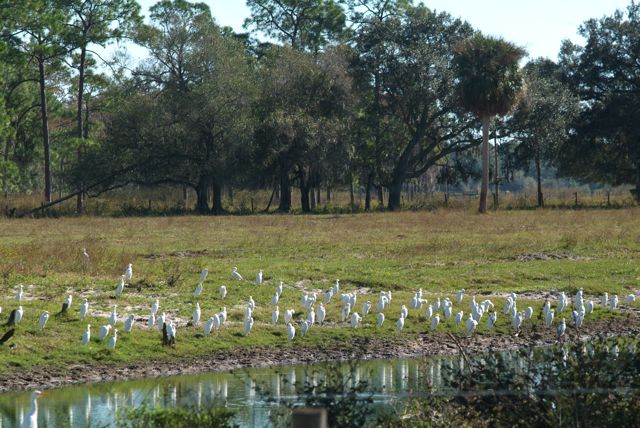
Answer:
[516,252,594,262]
[144,249,209,260]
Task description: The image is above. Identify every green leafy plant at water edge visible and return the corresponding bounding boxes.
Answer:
[116,405,238,428]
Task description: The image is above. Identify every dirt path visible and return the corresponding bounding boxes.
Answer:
[1,315,638,394]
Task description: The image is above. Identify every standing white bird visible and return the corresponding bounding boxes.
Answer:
[454,311,464,325]
[601,292,609,307]
[377,312,385,327]
[156,312,166,330]
[586,300,594,315]
[284,309,294,324]
[487,311,497,330]
[431,314,440,331]
[466,315,478,336]
[219,285,227,299]
[199,268,209,283]
[456,289,465,304]
[272,306,280,325]
[38,311,49,330]
[287,323,295,341]
[14,306,24,325]
[61,294,73,313]
[557,318,566,338]
[231,267,243,281]
[362,301,372,317]
[307,307,316,326]
[396,317,404,334]
[124,315,134,333]
[425,305,433,320]
[271,293,279,306]
[194,283,203,299]
[82,248,90,262]
[99,324,112,341]
[192,302,201,326]
[82,324,91,345]
[351,312,362,328]
[108,329,118,350]
[300,320,310,336]
[16,285,24,302]
[115,275,125,298]
[625,294,636,304]
[151,299,160,316]
[317,303,326,325]
[220,307,227,324]
[524,306,534,320]
[243,317,254,336]
[21,390,43,428]
[256,270,263,285]
[204,317,215,336]
[124,263,133,281]
[545,309,555,327]
[276,281,284,297]
[109,305,118,327]
[610,294,619,310]
[400,305,408,319]
[148,313,156,328]
[341,303,351,322]
[79,298,89,321]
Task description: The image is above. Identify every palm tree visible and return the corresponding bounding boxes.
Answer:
[454,34,525,213]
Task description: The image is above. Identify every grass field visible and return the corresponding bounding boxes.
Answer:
[0,209,639,379]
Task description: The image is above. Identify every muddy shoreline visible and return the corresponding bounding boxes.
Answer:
[1,316,639,394]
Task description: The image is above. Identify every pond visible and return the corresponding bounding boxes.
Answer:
[0,339,637,427]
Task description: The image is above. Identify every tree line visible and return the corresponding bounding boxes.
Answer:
[0,0,638,214]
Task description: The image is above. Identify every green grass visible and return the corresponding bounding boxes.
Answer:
[0,209,639,378]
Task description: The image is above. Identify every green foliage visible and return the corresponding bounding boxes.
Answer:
[117,405,238,428]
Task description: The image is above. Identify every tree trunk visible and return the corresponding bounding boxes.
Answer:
[227,185,233,203]
[278,168,291,212]
[349,176,355,209]
[310,184,316,210]
[479,115,491,213]
[300,170,311,213]
[494,123,499,210]
[377,185,384,207]
[76,46,87,214]
[327,186,331,203]
[365,172,373,211]
[316,185,321,206]
[38,58,51,203]
[195,177,210,214]
[388,180,402,211]
[536,148,544,208]
[212,182,224,214]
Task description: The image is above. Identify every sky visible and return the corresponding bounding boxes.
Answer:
[132,0,632,60]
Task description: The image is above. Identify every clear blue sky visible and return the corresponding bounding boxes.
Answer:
[134,0,632,60]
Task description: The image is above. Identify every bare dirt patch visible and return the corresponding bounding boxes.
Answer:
[516,252,594,262]
[144,249,209,260]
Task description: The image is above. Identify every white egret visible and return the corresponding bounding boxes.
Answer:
[307,307,315,326]
[109,305,117,327]
[271,293,279,306]
[586,300,594,315]
[82,325,91,345]
[243,317,254,336]
[16,285,24,302]
[396,317,404,334]
[466,315,478,336]
[14,306,24,325]
[300,320,310,336]
[156,312,166,329]
[512,312,523,332]
[61,294,73,313]
[323,289,334,304]
[220,307,228,324]
[425,305,433,320]
[248,296,255,311]
[443,301,453,320]
[287,323,295,341]
[523,306,533,320]
[244,306,253,322]
[212,314,221,330]
[558,292,567,313]
[256,270,263,285]
[193,302,201,326]
[625,294,636,304]
[377,312,385,327]
[333,279,340,293]
[82,248,90,262]
[79,299,89,321]
[601,292,608,306]
[400,305,408,319]
[502,298,513,315]
[204,317,215,336]
[454,311,464,325]
[341,303,351,322]
[231,267,243,281]
[272,306,279,325]
[38,311,49,330]
[115,276,125,298]
[543,300,551,317]
[557,318,566,338]
[456,289,465,304]
[151,299,160,316]
[167,321,177,343]
[148,313,156,328]
[610,294,619,310]
[431,314,440,331]
[317,303,326,325]
[108,329,118,350]
[362,301,372,317]
[488,311,497,330]
[276,281,283,297]
[284,309,294,324]
[199,268,209,283]
[574,311,584,328]
[351,312,362,328]
[545,309,555,327]
[410,295,418,310]
[99,324,112,341]
[194,283,203,299]
[219,285,227,299]
[21,390,43,428]
[124,263,133,281]
[124,315,134,333]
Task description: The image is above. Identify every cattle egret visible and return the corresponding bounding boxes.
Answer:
[287,323,295,341]
[124,264,133,281]
[271,293,279,306]
[248,296,255,311]
[307,307,315,326]
[256,270,263,285]
[220,307,228,324]
[545,309,555,327]
[525,306,533,320]
[557,318,566,338]
[317,303,326,325]
[601,292,608,306]
[199,268,208,283]
[12,306,24,326]
[276,281,283,297]
[363,301,372,317]
[431,314,440,331]
[558,292,567,313]
[512,312,523,331]
[219,285,227,299]
[109,305,117,327]
[99,324,111,341]
[301,320,310,336]
[212,314,221,330]
[400,305,408,319]
[194,283,203,299]
[16,285,24,302]
[243,317,254,336]
[324,289,334,304]
[79,299,89,321]
[193,302,201,325]
[466,315,478,336]
[115,276,125,297]
[244,306,253,323]
[341,303,351,322]
[61,294,73,313]
[543,300,551,317]
[231,267,243,281]
[487,311,497,329]
[22,390,43,428]
[610,295,619,310]
[625,294,636,304]
[454,311,464,325]
[151,299,160,316]
[586,300,594,315]
[351,312,362,328]
[204,317,215,336]
[334,279,340,293]
[124,315,134,333]
[425,305,433,320]
[284,309,294,324]
[148,313,156,328]
[396,317,404,333]
[38,311,49,330]
[272,307,279,325]
[82,325,91,345]
[156,312,166,329]
[108,329,118,350]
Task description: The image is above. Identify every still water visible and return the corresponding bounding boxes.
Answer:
[0,356,459,428]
